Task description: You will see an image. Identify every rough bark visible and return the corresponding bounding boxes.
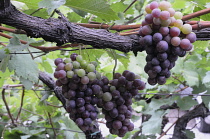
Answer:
[172,103,210,139]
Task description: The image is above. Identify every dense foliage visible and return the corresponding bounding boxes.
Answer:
[0,0,210,139]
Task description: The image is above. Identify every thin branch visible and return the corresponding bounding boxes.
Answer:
[15,86,25,121]
[123,0,137,13]
[22,108,43,117]
[47,112,57,137]
[182,8,210,21]
[158,119,178,139]
[1,88,16,126]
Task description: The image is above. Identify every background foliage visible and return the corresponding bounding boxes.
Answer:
[0,0,210,138]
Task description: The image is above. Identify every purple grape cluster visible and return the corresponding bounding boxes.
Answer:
[139,1,197,85]
[54,53,100,133]
[101,71,145,137]
[54,54,146,137]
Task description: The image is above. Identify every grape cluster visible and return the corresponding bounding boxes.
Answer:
[101,71,145,137]
[139,1,197,85]
[54,54,146,137]
[54,53,101,133]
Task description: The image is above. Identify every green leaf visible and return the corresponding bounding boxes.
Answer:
[0,55,10,72]
[8,54,39,83]
[203,71,210,84]
[175,96,197,110]
[185,130,195,138]
[65,0,119,21]
[20,77,34,90]
[21,135,31,139]
[183,61,199,87]
[39,0,66,14]
[6,37,28,52]
[142,111,164,134]
[15,0,41,9]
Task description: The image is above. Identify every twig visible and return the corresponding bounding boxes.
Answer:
[182,8,210,21]
[123,0,137,13]
[16,86,25,121]
[1,88,16,126]
[30,8,43,15]
[47,112,57,137]
[158,119,178,139]
[109,49,118,79]
[21,108,43,117]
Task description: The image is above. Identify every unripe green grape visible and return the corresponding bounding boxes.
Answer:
[159,1,171,11]
[67,71,74,78]
[86,64,95,72]
[102,92,112,102]
[181,24,192,34]
[110,86,116,92]
[161,18,171,27]
[64,58,72,64]
[76,55,83,63]
[65,63,73,71]
[145,4,152,14]
[77,69,86,77]
[80,61,87,69]
[72,61,80,69]
[174,12,183,19]
[96,71,102,79]
[87,72,96,81]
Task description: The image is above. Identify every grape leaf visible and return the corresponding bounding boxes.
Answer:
[39,0,66,14]
[203,71,210,84]
[15,0,41,9]
[176,96,197,110]
[183,61,199,87]
[5,37,28,52]
[8,54,39,84]
[20,77,33,90]
[65,0,119,21]
[142,110,165,134]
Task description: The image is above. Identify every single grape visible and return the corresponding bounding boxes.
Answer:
[112,120,122,130]
[75,118,83,126]
[163,35,171,44]
[58,70,66,79]
[68,82,78,90]
[171,37,181,46]
[141,20,149,26]
[54,58,63,66]
[117,114,126,121]
[122,119,130,126]
[70,53,78,61]
[125,71,135,81]
[77,69,86,77]
[153,33,163,42]
[150,1,159,10]
[67,90,76,99]
[168,54,178,62]
[152,65,162,73]
[119,126,128,135]
[157,52,168,61]
[186,33,196,43]
[159,1,171,10]
[109,108,119,118]
[157,76,166,85]
[160,11,170,20]
[169,17,176,26]
[181,24,192,34]
[148,70,157,78]
[153,17,161,25]
[118,105,128,114]
[145,14,153,24]
[143,35,153,46]
[54,71,59,79]
[125,110,132,119]
[116,97,125,105]
[174,19,183,29]
[161,59,170,69]
[92,85,101,95]
[112,90,120,99]
[76,98,85,107]
[148,78,157,85]
[56,63,65,71]
[86,64,95,72]
[76,55,83,63]
[151,57,160,65]
[156,41,169,52]
[64,58,71,64]
[167,8,175,17]
[77,106,85,113]
[81,76,89,84]
[82,111,90,119]
[127,122,134,131]
[84,118,92,126]
[114,72,122,79]
[170,27,180,37]
[72,61,80,69]
[103,92,112,102]
[151,8,161,18]
[161,18,171,27]
[65,63,73,71]
[145,4,152,13]
[103,101,114,111]
[141,25,152,35]
[174,11,183,19]
[180,39,191,50]
[159,27,169,36]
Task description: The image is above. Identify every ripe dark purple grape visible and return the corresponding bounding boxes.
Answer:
[109,108,119,118]
[153,33,163,42]
[75,118,83,126]
[156,41,168,52]
[76,98,85,107]
[103,101,114,111]
[84,118,92,126]
[70,53,78,61]
[118,105,128,114]
[112,120,123,130]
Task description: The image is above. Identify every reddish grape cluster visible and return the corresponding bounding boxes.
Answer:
[101,71,145,137]
[54,54,146,137]
[139,1,197,85]
[54,53,100,133]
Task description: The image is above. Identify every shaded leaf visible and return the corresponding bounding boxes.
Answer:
[39,0,66,14]
[65,0,119,21]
